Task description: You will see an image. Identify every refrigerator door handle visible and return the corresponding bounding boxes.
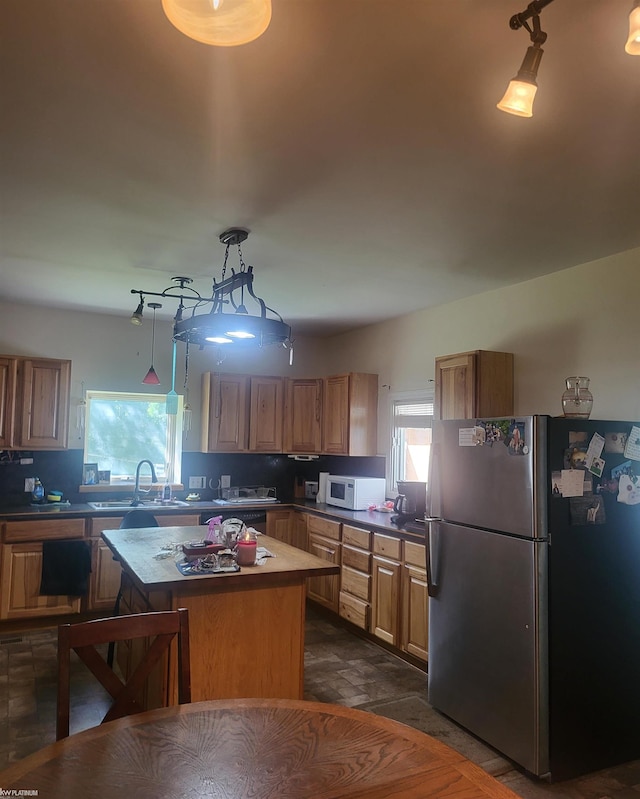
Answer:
[424,517,439,597]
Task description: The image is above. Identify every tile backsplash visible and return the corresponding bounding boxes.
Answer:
[0,449,386,507]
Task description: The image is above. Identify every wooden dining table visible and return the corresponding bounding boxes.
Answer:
[0,698,520,799]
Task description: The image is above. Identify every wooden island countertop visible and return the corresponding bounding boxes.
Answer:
[102,526,339,706]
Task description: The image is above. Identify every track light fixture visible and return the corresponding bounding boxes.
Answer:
[129,228,292,360]
[130,296,144,325]
[498,0,638,117]
[142,303,162,385]
[497,0,552,118]
[627,0,640,55]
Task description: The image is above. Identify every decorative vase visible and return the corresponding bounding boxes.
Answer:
[561,376,593,419]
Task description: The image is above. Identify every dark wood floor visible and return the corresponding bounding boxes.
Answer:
[1,608,639,799]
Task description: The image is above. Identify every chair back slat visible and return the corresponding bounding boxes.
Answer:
[57,608,190,740]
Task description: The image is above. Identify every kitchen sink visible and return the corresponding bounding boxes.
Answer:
[88,500,190,510]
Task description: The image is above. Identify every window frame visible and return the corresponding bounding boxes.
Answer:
[81,390,183,491]
[387,388,434,496]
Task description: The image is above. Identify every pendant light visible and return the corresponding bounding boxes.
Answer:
[161,0,272,47]
[142,302,162,385]
[626,1,640,54]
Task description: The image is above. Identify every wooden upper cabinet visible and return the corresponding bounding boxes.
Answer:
[19,358,71,449]
[283,378,323,454]
[201,373,284,453]
[249,376,283,452]
[0,356,17,449]
[0,355,71,450]
[434,350,513,421]
[322,373,378,456]
[201,373,250,452]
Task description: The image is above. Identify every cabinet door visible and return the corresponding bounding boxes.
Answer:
[435,350,514,420]
[0,543,82,619]
[89,539,122,611]
[249,376,283,452]
[322,374,349,454]
[371,555,401,646]
[0,356,17,449]
[267,509,293,545]
[18,358,71,449]
[435,352,476,421]
[201,373,250,452]
[306,533,341,611]
[292,511,308,551]
[401,564,429,661]
[283,378,322,453]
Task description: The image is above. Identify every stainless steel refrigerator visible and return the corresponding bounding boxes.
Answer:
[427,415,640,781]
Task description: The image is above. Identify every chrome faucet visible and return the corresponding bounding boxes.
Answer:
[131,460,157,506]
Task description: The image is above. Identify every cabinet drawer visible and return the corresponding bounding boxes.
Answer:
[307,515,341,541]
[341,565,370,602]
[403,540,426,569]
[4,518,86,543]
[342,525,371,550]
[342,544,371,574]
[372,533,401,561]
[339,591,369,630]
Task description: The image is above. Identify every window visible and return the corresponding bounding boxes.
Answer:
[389,391,434,494]
[84,391,183,486]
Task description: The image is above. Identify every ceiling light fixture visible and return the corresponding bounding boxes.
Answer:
[129,227,292,361]
[142,303,162,385]
[497,0,552,118]
[130,296,145,325]
[626,0,640,54]
[161,0,272,47]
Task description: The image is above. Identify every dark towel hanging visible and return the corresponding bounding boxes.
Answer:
[40,540,92,596]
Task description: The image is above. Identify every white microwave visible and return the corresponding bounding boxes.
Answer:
[325,475,386,510]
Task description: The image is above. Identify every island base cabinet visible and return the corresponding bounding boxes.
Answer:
[0,543,81,619]
[116,573,170,711]
[177,582,306,704]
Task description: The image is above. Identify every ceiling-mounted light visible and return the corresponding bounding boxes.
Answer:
[497,44,544,117]
[161,0,272,47]
[129,227,292,361]
[142,303,162,385]
[497,0,553,118]
[626,1,640,54]
[130,295,144,325]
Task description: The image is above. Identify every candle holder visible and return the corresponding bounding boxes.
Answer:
[235,528,258,566]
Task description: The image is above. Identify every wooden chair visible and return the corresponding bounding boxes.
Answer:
[57,608,191,740]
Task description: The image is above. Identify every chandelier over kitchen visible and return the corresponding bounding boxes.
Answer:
[129,228,292,355]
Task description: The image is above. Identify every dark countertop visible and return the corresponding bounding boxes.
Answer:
[0,499,426,542]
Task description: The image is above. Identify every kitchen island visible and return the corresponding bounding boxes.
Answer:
[102,525,339,707]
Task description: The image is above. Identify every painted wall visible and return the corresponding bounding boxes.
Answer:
[0,302,329,450]
[320,247,640,453]
[1,246,638,465]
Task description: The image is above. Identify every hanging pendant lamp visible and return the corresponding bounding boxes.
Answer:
[161,0,272,47]
[142,303,162,385]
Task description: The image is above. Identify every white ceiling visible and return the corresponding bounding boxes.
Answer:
[1,0,638,338]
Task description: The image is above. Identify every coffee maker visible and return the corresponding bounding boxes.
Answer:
[391,480,427,526]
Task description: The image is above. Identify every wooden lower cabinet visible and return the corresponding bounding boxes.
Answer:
[307,533,341,611]
[339,525,372,631]
[0,543,82,619]
[401,539,429,661]
[267,509,293,545]
[371,554,401,646]
[89,539,122,611]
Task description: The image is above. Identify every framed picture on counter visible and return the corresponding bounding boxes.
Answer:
[82,463,98,485]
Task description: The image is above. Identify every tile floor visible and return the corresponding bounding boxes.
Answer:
[1,608,639,799]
